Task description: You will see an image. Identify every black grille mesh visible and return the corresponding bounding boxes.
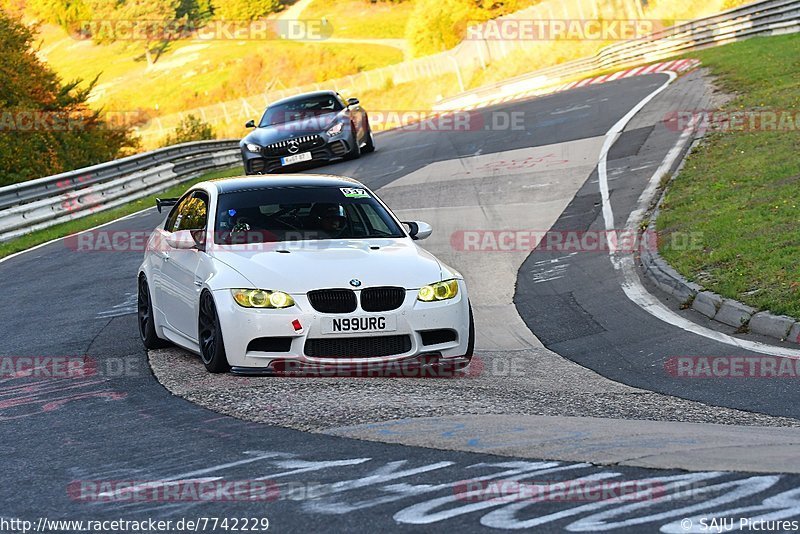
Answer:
[361,287,406,312]
[263,135,325,157]
[304,335,412,358]
[419,329,457,346]
[247,337,292,352]
[307,289,357,313]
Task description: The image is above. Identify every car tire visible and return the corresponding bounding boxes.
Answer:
[198,291,231,373]
[465,302,475,360]
[344,122,361,160]
[137,275,171,349]
[361,119,375,153]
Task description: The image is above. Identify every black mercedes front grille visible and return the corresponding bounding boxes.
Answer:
[262,135,325,157]
[247,158,267,174]
[304,335,412,358]
[307,289,357,313]
[330,140,348,156]
[361,287,406,312]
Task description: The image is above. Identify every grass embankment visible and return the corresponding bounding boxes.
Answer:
[0,166,243,259]
[36,23,403,117]
[657,33,800,318]
[466,0,745,90]
[302,0,414,39]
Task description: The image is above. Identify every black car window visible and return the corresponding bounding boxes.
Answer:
[259,96,344,127]
[214,186,404,244]
[164,193,192,232]
[175,192,208,232]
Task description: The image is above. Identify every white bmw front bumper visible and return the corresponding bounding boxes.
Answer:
[212,280,471,374]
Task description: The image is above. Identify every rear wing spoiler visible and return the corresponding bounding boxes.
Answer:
[156,197,179,213]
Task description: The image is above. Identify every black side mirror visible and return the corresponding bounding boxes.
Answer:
[156,197,178,213]
[347,98,359,106]
[245,119,255,128]
[402,221,432,240]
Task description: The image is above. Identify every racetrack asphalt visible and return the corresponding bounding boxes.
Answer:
[3,70,800,532]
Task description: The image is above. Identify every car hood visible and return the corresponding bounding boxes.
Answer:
[242,112,339,146]
[210,238,454,293]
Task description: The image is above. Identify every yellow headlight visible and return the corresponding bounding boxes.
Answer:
[269,291,292,308]
[417,279,459,302]
[250,290,268,307]
[231,289,295,309]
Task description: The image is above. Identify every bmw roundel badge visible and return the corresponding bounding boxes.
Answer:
[349,279,362,287]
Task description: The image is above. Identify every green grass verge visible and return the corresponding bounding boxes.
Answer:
[657,33,800,318]
[0,166,243,260]
[37,23,403,120]
[301,0,414,39]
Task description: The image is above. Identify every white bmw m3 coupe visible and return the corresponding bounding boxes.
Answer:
[137,174,474,374]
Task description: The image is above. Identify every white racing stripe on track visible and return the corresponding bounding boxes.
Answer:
[596,72,800,358]
[0,207,157,265]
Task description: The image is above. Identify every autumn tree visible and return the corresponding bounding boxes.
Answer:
[0,11,137,185]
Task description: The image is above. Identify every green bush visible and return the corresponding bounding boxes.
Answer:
[211,0,282,20]
[406,0,472,57]
[161,114,215,146]
[406,0,541,57]
[26,0,93,33]
[0,12,138,186]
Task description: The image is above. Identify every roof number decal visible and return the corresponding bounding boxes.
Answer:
[340,187,370,198]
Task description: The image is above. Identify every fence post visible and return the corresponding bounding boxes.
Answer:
[450,57,465,92]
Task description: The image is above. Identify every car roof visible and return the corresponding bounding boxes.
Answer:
[267,91,340,108]
[206,174,365,194]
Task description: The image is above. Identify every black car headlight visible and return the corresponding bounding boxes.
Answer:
[326,122,345,137]
[244,143,261,153]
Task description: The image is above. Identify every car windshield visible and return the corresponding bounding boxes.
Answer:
[214,186,406,244]
[259,95,343,127]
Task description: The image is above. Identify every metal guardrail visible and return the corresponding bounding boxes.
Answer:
[0,140,241,242]
[434,0,800,110]
[0,139,238,210]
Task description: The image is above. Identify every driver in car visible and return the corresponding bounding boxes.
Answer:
[310,203,347,238]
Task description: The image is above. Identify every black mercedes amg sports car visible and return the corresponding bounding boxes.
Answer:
[240,90,375,174]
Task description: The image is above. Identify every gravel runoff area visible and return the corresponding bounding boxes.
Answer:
[149,346,800,432]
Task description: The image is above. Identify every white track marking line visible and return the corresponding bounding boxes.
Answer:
[596,71,800,358]
[598,72,676,239]
[0,206,157,265]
